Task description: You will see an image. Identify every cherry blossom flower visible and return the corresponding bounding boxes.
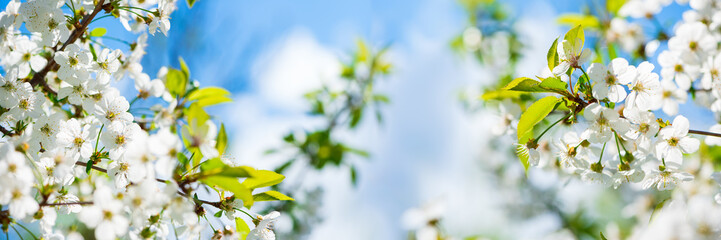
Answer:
[582,103,629,143]
[655,115,700,167]
[588,58,636,102]
[642,166,694,190]
[79,186,129,240]
[56,118,95,159]
[626,61,662,111]
[552,39,591,75]
[248,211,281,240]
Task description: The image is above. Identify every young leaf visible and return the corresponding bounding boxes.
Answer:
[557,14,600,29]
[202,176,254,207]
[90,28,106,37]
[547,38,559,72]
[516,144,530,173]
[252,190,294,201]
[200,158,255,178]
[179,57,191,81]
[563,25,585,49]
[236,218,250,240]
[242,170,285,189]
[516,96,561,141]
[165,68,187,97]
[195,95,233,107]
[350,165,358,186]
[502,77,543,92]
[538,77,567,93]
[480,90,525,100]
[184,103,210,125]
[187,87,230,101]
[187,0,198,8]
[607,0,627,15]
[216,123,228,155]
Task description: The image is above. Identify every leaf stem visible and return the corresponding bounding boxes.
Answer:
[536,112,572,140]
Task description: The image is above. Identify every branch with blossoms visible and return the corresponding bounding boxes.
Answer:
[0,0,293,240]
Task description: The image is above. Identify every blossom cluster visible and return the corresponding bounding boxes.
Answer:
[0,0,288,240]
[491,0,721,192]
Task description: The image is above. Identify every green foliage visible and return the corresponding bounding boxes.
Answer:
[607,0,627,16]
[557,14,600,29]
[564,25,585,49]
[242,170,285,189]
[89,28,106,37]
[253,190,295,201]
[165,68,187,97]
[515,144,530,172]
[202,176,254,207]
[547,38,559,71]
[199,158,254,178]
[480,90,527,100]
[517,96,561,142]
[216,123,228,155]
[502,77,567,94]
[236,218,250,239]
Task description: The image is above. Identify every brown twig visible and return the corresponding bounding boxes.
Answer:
[689,129,721,138]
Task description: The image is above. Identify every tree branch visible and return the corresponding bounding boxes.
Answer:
[689,129,721,138]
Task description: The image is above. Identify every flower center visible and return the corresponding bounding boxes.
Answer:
[639,123,649,133]
[103,210,113,220]
[115,135,126,145]
[605,73,617,85]
[22,53,31,62]
[674,64,683,73]
[18,99,30,109]
[73,137,85,147]
[689,41,698,50]
[667,137,679,146]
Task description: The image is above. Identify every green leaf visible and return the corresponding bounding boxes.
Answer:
[502,77,567,94]
[195,95,233,107]
[184,103,210,125]
[179,57,190,80]
[356,39,369,62]
[165,68,187,97]
[373,94,390,104]
[607,0,627,15]
[503,77,543,92]
[557,14,600,29]
[213,210,223,218]
[517,96,561,141]
[252,190,294,201]
[242,170,285,189]
[187,87,230,101]
[515,144,530,173]
[236,218,250,240]
[600,232,608,240]
[202,176,254,207]
[547,38,559,72]
[187,0,198,8]
[350,165,358,186]
[538,77,567,93]
[90,28,106,37]
[480,90,525,100]
[200,158,255,178]
[564,25,585,49]
[216,123,228,155]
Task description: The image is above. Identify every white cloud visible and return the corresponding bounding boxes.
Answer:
[250,28,342,113]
